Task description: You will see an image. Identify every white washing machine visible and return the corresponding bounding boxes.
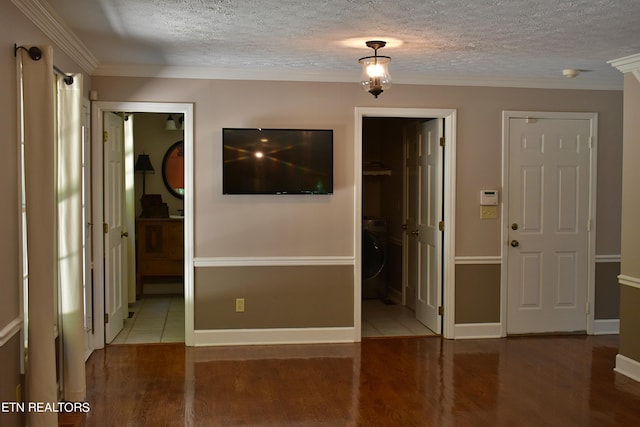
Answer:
[362,217,388,299]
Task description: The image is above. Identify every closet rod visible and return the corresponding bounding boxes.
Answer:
[14,44,74,85]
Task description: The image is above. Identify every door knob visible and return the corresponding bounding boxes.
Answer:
[411,229,420,236]
[510,240,519,247]
[121,231,129,238]
[511,223,519,230]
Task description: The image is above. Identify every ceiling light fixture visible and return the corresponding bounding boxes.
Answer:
[562,68,580,78]
[359,40,391,98]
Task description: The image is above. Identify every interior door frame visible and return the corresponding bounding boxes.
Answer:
[92,101,194,348]
[81,97,95,360]
[500,111,598,336]
[355,107,457,339]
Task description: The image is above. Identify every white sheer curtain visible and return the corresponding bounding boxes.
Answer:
[17,45,86,426]
[57,73,86,402]
[17,44,58,427]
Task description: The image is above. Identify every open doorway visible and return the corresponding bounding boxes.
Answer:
[361,117,439,337]
[115,112,185,344]
[356,107,457,340]
[91,102,194,350]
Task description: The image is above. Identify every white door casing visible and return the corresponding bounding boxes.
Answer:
[81,99,94,360]
[356,107,457,340]
[503,112,597,335]
[91,102,194,349]
[415,119,443,333]
[103,112,126,343]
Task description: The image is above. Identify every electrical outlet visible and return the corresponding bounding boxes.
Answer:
[235,298,245,313]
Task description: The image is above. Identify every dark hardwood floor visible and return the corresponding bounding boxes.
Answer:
[82,335,640,426]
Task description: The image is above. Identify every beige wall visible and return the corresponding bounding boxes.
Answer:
[595,262,621,319]
[619,73,640,361]
[91,78,623,257]
[620,286,640,360]
[620,75,640,278]
[91,76,623,329]
[195,266,354,329]
[455,265,501,323]
[132,113,185,217]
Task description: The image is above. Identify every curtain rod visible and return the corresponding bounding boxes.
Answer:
[14,44,74,85]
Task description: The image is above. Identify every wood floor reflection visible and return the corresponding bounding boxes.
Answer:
[84,335,640,426]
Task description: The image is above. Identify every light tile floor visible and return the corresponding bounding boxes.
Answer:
[112,295,184,344]
[361,299,436,338]
[113,296,430,343]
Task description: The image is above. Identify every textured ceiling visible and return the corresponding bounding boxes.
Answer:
[44,0,640,88]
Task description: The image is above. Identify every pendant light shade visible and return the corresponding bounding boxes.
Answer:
[165,114,177,130]
[359,41,392,98]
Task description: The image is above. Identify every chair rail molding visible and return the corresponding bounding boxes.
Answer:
[618,274,640,290]
[0,316,23,347]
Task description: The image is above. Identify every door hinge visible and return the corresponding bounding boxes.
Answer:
[103,131,108,143]
[438,221,445,231]
[587,219,592,232]
[104,313,109,323]
[438,306,444,316]
[103,223,108,234]
[439,136,445,147]
[585,302,590,315]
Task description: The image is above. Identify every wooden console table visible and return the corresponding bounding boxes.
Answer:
[136,217,183,296]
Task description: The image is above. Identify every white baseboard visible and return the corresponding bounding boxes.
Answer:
[454,322,502,339]
[193,326,357,346]
[615,354,640,383]
[593,319,620,335]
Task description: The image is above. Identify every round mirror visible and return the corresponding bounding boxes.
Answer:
[162,140,184,199]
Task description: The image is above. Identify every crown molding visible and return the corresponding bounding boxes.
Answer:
[397,72,622,91]
[93,63,622,91]
[12,0,98,74]
[608,53,640,83]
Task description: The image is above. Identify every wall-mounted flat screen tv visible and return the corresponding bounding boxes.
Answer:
[223,128,333,195]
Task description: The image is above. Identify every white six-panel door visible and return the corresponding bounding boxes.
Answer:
[104,112,126,343]
[507,116,593,334]
[415,119,443,333]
